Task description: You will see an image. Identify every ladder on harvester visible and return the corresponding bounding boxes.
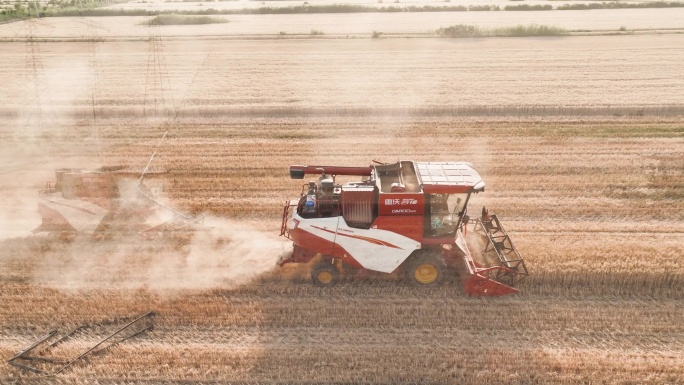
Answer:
[472,214,528,286]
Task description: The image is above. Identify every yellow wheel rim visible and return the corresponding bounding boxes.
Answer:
[415,264,438,284]
[318,271,333,284]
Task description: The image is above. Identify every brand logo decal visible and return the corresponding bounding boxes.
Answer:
[384,198,418,205]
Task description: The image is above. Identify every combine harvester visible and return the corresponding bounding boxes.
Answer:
[279,161,528,296]
[33,166,202,239]
[33,132,203,239]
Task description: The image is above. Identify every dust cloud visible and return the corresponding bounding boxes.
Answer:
[0,166,292,292]
[0,52,100,239]
[28,214,291,292]
[145,215,291,291]
[0,191,42,241]
[0,29,297,291]
[0,151,57,241]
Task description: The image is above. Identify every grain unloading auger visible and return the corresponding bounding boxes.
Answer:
[278,161,528,296]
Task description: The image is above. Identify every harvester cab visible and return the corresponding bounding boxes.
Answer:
[279,161,528,296]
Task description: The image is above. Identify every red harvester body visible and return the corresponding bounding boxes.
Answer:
[279,161,528,296]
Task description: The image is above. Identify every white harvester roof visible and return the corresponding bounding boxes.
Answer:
[414,162,485,193]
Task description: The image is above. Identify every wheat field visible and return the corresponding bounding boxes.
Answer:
[0,19,683,384]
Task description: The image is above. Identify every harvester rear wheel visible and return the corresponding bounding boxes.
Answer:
[405,253,446,287]
[311,262,340,287]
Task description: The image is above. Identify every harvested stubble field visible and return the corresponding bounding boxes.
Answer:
[0,23,683,385]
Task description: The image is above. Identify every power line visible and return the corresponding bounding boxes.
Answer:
[143,15,177,123]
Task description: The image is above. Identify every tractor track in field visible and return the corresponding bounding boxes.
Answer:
[1,281,682,383]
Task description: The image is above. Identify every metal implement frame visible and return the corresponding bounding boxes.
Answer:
[453,229,520,296]
[139,212,205,239]
[472,214,529,286]
[280,199,298,238]
[7,312,155,376]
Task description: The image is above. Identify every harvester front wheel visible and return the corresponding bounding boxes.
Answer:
[311,262,340,287]
[405,253,446,287]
